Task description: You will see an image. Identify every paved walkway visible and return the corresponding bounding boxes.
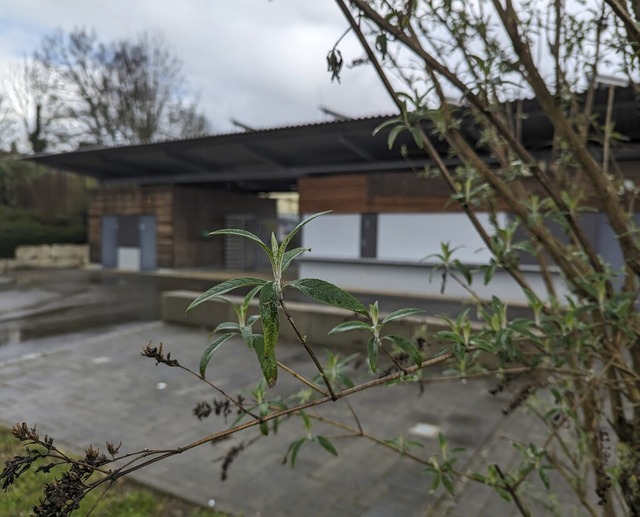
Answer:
[0,269,586,516]
[0,318,581,516]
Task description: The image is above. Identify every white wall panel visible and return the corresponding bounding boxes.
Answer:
[301,214,360,259]
[377,213,504,264]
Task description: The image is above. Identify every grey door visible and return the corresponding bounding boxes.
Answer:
[139,215,157,271]
[101,216,118,268]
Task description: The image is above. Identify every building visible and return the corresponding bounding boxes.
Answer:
[28,86,640,302]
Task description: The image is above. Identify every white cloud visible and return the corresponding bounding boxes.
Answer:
[0,1,395,134]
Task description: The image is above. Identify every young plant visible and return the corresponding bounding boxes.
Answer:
[186,211,368,391]
[329,301,425,373]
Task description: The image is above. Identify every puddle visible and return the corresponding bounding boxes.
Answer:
[0,269,162,347]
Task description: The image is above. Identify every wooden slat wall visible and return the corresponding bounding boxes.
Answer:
[299,173,454,213]
[298,175,368,213]
[88,186,175,267]
[172,190,278,269]
[89,186,278,269]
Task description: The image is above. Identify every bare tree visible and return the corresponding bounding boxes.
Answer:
[4,57,68,153]
[32,28,210,148]
[0,92,16,151]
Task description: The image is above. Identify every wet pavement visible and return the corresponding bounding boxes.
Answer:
[0,268,578,516]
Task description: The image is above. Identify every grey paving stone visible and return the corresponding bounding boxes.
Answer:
[0,321,584,516]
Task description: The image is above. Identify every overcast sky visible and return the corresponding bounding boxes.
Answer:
[0,1,396,134]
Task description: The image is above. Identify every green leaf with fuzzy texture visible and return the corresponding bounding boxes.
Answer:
[259,281,279,387]
[281,247,310,273]
[200,333,235,377]
[367,335,379,372]
[381,308,425,324]
[270,232,279,259]
[328,320,372,335]
[278,211,332,267]
[287,279,367,315]
[213,321,241,333]
[186,277,267,313]
[241,285,263,316]
[252,333,265,362]
[209,228,272,261]
[385,334,422,367]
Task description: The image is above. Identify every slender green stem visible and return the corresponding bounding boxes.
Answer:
[277,360,328,396]
[494,464,531,517]
[279,296,338,400]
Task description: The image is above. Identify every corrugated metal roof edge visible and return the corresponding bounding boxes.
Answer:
[26,112,400,159]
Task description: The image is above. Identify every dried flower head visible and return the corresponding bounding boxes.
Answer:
[141,342,179,367]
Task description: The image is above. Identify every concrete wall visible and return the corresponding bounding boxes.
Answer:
[298,258,569,304]
[2,244,89,271]
[296,211,561,303]
[161,290,444,351]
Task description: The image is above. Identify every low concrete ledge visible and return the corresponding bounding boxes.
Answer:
[161,290,446,350]
[7,244,89,270]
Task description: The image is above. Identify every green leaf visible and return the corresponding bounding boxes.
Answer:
[367,335,379,372]
[278,211,332,267]
[441,475,455,494]
[328,320,372,335]
[387,124,406,149]
[186,277,267,313]
[471,338,496,353]
[281,247,310,273]
[385,335,423,367]
[469,472,487,483]
[200,333,235,377]
[381,307,425,324]
[287,438,307,468]
[242,285,263,316]
[209,228,272,261]
[213,321,241,333]
[373,116,402,136]
[252,333,265,361]
[539,467,550,490]
[240,324,254,348]
[259,281,279,387]
[300,410,312,434]
[316,435,338,456]
[287,278,367,315]
[246,314,260,326]
[337,373,355,389]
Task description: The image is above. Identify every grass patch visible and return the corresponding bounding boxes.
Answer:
[0,427,228,516]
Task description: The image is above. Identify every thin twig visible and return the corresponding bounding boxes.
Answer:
[102,352,455,484]
[279,297,337,400]
[277,360,328,396]
[345,398,363,435]
[176,364,260,419]
[380,345,408,375]
[494,464,531,517]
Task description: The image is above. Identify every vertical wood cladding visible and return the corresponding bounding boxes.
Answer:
[298,173,455,213]
[89,185,277,268]
[89,186,174,266]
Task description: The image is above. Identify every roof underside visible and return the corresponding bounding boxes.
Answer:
[26,87,640,192]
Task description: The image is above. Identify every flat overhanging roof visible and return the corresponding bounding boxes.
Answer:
[27,115,422,190]
[25,86,640,191]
